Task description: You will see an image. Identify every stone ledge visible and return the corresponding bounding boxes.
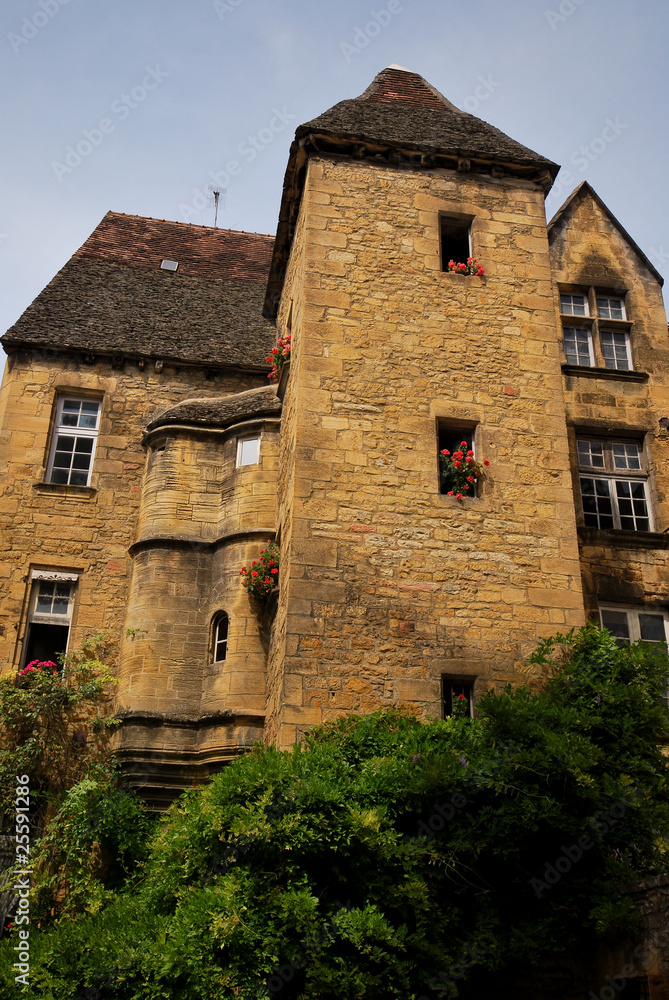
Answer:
[578,527,669,550]
[129,528,276,556]
[562,364,649,383]
[32,482,97,498]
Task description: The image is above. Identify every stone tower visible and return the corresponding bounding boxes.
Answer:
[262,65,585,748]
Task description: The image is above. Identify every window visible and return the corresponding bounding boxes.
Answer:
[597,296,626,321]
[46,397,101,486]
[560,292,589,317]
[438,426,477,496]
[577,437,651,531]
[600,329,631,370]
[563,326,593,366]
[440,215,471,270]
[22,572,77,667]
[599,605,668,647]
[560,288,634,372]
[442,677,474,718]
[212,612,229,662]
[236,435,260,467]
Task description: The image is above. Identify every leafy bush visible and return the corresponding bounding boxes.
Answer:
[2,626,668,998]
[0,633,118,823]
[28,774,155,925]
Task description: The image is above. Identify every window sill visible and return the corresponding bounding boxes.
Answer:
[33,482,97,498]
[578,527,669,550]
[562,364,649,383]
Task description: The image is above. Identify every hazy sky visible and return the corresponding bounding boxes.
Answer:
[2,0,668,372]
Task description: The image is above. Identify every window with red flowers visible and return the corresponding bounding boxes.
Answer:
[442,677,475,718]
[437,425,483,497]
[439,214,472,271]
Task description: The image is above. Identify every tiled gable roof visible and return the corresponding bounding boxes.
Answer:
[77,212,274,283]
[3,214,277,369]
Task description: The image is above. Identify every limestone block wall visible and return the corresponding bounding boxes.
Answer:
[549,193,669,614]
[264,202,307,747]
[267,155,586,747]
[114,415,279,794]
[0,350,264,672]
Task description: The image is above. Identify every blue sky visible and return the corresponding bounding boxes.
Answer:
[1,0,668,371]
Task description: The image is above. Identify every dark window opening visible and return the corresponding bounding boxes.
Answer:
[438,426,476,495]
[617,977,650,1000]
[443,677,474,718]
[23,622,69,667]
[440,216,471,271]
[213,612,229,663]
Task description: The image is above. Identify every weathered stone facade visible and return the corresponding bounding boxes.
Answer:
[0,65,667,801]
[265,153,586,747]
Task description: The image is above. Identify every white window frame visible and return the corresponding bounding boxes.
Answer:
[46,396,101,487]
[596,296,627,321]
[577,437,652,532]
[600,329,632,371]
[212,612,229,663]
[22,571,78,667]
[563,325,594,366]
[599,605,669,645]
[560,292,589,317]
[236,434,261,468]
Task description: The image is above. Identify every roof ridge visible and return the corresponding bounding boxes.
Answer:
[102,210,274,238]
[358,66,460,112]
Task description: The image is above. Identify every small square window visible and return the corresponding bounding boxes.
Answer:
[438,426,478,496]
[236,435,260,467]
[601,330,632,370]
[560,293,589,317]
[443,677,474,718]
[563,326,593,366]
[160,259,179,272]
[597,296,626,320]
[440,216,471,271]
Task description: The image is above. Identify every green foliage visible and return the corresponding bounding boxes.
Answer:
[28,774,155,924]
[0,633,118,821]
[2,626,668,998]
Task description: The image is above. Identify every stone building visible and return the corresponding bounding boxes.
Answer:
[1,65,667,809]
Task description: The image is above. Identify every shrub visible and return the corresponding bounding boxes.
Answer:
[2,627,668,998]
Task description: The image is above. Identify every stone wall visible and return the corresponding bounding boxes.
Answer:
[549,191,669,616]
[267,154,586,746]
[0,349,264,672]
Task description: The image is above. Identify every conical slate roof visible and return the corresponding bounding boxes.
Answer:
[264,66,559,317]
[299,66,556,169]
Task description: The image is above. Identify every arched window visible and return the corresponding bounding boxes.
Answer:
[212,612,229,662]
